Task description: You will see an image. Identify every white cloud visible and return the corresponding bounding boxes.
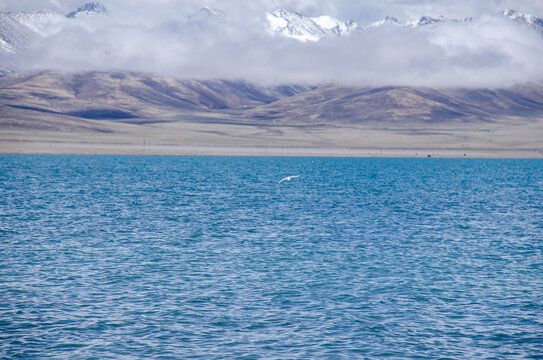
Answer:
[5,0,543,86]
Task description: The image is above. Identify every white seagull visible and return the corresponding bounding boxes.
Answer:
[278,175,301,183]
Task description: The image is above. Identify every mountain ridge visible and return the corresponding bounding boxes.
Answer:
[2,5,541,59]
[243,84,543,124]
[0,70,313,125]
[66,2,107,18]
[266,9,359,42]
[2,70,543,126]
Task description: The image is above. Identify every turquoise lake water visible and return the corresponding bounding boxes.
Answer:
[1,155,542,359]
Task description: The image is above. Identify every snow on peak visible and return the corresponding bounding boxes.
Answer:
[9,9,66,36]
[0,8,66,59]
[0,37,16,54]
[66,2,107,19]
[408,15,471,28]
[365,16,400,29]
[504,9,543,34]
[365,14,471,30]
[267,9,358,42]
[414,15,445,27]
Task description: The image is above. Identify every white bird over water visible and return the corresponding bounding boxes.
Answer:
[278,175,301,183]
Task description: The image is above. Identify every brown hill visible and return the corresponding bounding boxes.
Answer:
[3,71,543,127]
[244,84,543,124]
[0,70,311,130]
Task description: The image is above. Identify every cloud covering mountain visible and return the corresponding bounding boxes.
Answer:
[2,0,543,87]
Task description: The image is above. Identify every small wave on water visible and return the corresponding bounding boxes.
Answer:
[1,155,542,359]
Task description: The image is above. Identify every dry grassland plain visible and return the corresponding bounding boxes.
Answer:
[2,113,542,157]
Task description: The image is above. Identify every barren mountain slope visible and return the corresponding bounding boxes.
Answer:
[0,71,311,127]
[244,85,543,124]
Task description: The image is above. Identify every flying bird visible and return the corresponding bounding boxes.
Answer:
[278,175,301,183]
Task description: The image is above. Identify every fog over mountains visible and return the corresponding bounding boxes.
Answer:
[1,1,543,86]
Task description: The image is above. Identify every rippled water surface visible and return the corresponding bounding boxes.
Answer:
[1,155,542,359]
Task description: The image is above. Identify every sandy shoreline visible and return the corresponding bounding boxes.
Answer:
[1,139,542,158]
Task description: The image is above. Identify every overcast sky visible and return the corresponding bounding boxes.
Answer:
[2,0,543,87]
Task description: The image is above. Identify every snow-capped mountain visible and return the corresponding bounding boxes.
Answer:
[0,3,106,53]
[364,16,400,29]
[368,11,540,32]
[66,2,107,19]
[0,2,107,74]
[2,2,543,76]
[0,12,36,54]
[0,10,65,62]
[411,15,447,27]
[266,9,358,42]
[408,15,472,28]
[274,11,473,37]
[503,9,543,34]
[0,8,68,48]
[9,9,66,36]
[365,14,473,30]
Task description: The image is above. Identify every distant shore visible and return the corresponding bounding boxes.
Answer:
[1,139,541,158]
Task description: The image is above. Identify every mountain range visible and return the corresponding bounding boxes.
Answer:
[1,3,542,59]
[266,9,359,42]
[0,2,107,74]
[504,9,543,33]
[269,8,543,41]
[2,70,543,126]
[0,71,312,129]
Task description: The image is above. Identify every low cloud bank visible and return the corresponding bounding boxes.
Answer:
[5,0,543,87]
